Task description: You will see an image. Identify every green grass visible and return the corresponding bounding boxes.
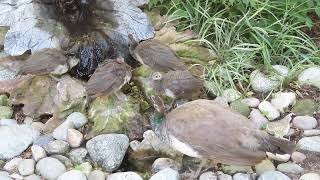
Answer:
[148,0,320,95]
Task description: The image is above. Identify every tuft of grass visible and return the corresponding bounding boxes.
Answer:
[149,0,320,95]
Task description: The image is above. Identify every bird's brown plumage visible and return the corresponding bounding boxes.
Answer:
[161,99,295,165]
[129,39,188,72]
[86,60,132,98]
[151,70,203,99]
[18,48,68,75]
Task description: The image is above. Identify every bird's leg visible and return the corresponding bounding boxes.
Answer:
[114,91,127,101]
[168,98,177,111]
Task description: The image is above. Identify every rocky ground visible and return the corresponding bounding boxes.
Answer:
[0,1,319,180]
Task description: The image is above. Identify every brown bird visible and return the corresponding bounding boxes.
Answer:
[128,34,188,72]
[150,70,203,99]
[18,48,78,76]
[150,70,203,109]
[150,98,295,178]
[86,58,132,98]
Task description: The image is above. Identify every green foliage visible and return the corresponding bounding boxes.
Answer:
[149,0,320,95]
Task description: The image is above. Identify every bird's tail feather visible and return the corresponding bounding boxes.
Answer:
[268,135,296,154]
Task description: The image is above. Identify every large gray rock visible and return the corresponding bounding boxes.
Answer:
[107,172,143,180]
[36,157,66,180]
[258,171,290,180]
[149,168,180,180]
[298,66,320,89]
[86,134,129,172]
[297,136,320,152]
[0,125,40,159]
[57,170,87,180]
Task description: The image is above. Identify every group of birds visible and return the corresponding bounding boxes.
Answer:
[17,34,295,179]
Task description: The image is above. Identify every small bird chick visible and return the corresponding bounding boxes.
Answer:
[86,58,132,99]
[128,34,188,72]
[18,48,78,76]
[150,70,203,109]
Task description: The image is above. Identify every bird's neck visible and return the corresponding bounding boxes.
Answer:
[151,112,166,134]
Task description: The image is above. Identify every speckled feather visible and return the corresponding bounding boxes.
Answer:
[86,60,132,97]
[161,99,295,165]
[152,70,203,99]
[130,40,188,72]
[18,49,68,75]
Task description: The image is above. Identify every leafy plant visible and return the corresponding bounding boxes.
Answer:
[149,0,320,95]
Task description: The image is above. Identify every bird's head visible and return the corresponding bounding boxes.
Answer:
[151,72,162,81]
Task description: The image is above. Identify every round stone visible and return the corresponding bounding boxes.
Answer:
[67,129,83,148]
[277,163,304,174]
[258,101,280,121]
[299,173,320,180]
[258,171,290,180]
[291,152,307,163]
[152,158,180,173]
[86,134,129,172]
[69,148,87,164]
[88,170,105,180]
[292,116,318,130]
[241,98,260,108]
[18,159,35,176]
[107,172,143,180]
[149,168,180,180]
[66,112,88,129]
[24,174,41,180]
[255,159,275,175]
[57,170,87,180]
[43,140,70,155]
[31,145,46,162]
[3,157,22,172]
[233,173,251,180]
[297,136,320,152]
[52,121,74,141]
[199,171,217,180]
[36,157,66,180]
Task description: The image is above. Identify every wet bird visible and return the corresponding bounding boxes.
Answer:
[128,34,188,72]
[18,48,78,76]
[150,70,203,109]
[86,58,132,99]
[150,98,295,178]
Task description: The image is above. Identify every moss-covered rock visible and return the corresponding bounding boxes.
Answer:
[292,99,317,116]
[0,106,13,119]
[0,95,8,106]
[88,94,140,137]
[230,101,251,117]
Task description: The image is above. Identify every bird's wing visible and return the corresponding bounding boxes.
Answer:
[19,49,67,75]
[164,99,268,165]
[86,62,130,96]
[135,41,187,71]
[162,71,203,98]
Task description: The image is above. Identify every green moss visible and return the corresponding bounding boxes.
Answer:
[0,106,13,119]
[0,95,8,106]
[292,99,317,116]
[230,101,251,117]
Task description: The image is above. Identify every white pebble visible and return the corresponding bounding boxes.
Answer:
[88,170,105,180]
[18,159,35,176]
[291,152,306,163]
[258,101,280,121]
[10,173,23,179]
[292,116,318,130]
[299,173,320,180]
[107,172,143,180]
[24,174,41,180]
[241,98,260,107]
[3,157,22,172]
[66,112,88,129]
[271,92,296,113]
[31,145,46,162]
[199,171,217,180]
[53,120,74,141]
[303,129,320,137]
[67,129,83,148]
[57,170,87,180]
